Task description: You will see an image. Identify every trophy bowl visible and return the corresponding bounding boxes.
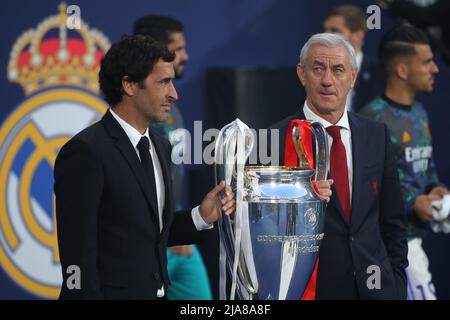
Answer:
[242,166,325,300]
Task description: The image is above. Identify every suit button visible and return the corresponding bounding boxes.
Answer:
[350,236,355,241]
[153,273,160,281]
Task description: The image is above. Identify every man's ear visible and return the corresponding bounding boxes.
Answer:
[297,64,306,86]
[395,63,408,81]
[350,68,357,89]
[121,76,136,97]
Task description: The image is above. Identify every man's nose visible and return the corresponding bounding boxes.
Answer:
[321,68,333,86]
[431,61,439,74]
[169,82,178,101]
[181,49,189,62]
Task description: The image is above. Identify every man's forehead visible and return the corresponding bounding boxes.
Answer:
[308,45,349,64]
[152,59,175,76]
[168,32,185,45]
[310,45,346,58]
[414,43,433,58]
[324,15,347,30]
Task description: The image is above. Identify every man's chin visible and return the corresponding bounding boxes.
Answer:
[150,112,169,124]
[419,86,434,94]
[314,100,341,113]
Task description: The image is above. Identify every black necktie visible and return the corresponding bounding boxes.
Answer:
[137,136,159,215]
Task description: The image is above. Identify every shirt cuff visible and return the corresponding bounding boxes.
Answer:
[191,206,214,231]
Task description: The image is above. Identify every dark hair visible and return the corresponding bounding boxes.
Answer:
[133,15,184,45]
[379,25,430,74]
[325,5,367,33]
[99,34,175,106]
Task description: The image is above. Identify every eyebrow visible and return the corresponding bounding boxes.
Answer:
[159,76,174,82]
[312,61,345,68]
[312,61,326,67]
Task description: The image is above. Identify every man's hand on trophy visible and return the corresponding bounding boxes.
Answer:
[199,181,235,224]
[316,179,334,203]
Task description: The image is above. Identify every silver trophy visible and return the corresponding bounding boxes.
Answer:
[215,119,329,300]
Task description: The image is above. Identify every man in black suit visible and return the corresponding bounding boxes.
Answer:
[54,35,234,299]
[268,33,408,299]
[324,4,384,113]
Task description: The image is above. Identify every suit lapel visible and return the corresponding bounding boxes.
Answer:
[102,111,160,226]
[348,112,365,232]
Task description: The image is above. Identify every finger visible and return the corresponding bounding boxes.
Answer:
[225,185,233,195]
[318,188,332,197]
[327,179,334,185]
[221,192,234,204]
[222,200,235,212]
[318,195,330,203]
[225,189,234,200]
[431,187,448,194]
[225,204,236,215]
[208,181,225,198]
[428,194,443,201]
[316,180,329,187]
[318,187,332,194]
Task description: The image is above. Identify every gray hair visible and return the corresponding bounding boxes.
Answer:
[299,33,358,71]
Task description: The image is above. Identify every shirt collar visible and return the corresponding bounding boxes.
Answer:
[109,108,150,149]
[302,101,350,130]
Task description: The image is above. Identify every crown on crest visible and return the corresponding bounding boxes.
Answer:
[7,2,111,95]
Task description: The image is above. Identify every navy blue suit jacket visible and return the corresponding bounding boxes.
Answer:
[267,109,408,299]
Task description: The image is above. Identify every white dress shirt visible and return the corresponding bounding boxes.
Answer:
[346,51,363,112]
[303,102,353,201]
[109,109,212,297]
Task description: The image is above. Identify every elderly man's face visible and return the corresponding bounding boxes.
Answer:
[297,44,356,116]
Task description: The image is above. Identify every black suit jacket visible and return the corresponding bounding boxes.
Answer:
[54,110,205,299]
[352,55,384,113]
[267,109,408,299]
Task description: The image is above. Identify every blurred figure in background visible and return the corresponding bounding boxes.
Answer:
[378,0,450,65]
[361,25,449,299]
[323,4,384,112]
[133,15,212,300]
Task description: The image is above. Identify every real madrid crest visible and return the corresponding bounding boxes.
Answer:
[0,3,110,298]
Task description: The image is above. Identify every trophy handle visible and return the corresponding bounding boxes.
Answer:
[214,119,257,300]
[310,122,329,181]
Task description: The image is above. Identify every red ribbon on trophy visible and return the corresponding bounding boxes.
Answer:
[284,119,320,300]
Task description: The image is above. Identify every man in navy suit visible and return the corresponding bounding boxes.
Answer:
[324,4,384,113]
[54,35,235,299]
[267,33,408,299]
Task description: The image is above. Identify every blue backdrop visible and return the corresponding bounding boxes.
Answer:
[1,0,449,299]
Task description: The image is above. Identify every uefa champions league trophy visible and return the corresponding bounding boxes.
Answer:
[214,119,329,300]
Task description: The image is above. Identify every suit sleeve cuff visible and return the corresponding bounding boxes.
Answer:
[191,206,214,231]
